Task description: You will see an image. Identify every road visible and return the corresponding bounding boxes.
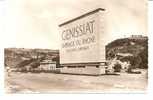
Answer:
[5,70,148,93]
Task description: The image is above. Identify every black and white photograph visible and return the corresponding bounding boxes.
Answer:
[0,0,150,94]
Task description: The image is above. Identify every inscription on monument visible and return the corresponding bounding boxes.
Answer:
[61,20,96,52]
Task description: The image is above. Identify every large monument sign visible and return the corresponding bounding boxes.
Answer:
[59,8,106,65]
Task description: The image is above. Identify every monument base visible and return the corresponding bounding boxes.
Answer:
[60,62,107,75]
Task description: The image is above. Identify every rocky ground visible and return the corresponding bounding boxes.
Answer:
[5,69,148,93]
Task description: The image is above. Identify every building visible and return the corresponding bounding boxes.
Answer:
[129,35,148,40]
[39,60,56,71]
[59,8,107,75]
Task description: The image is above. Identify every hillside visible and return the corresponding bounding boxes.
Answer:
[5,35,148,69]
[106,36,148,69]
[4,48,59,68]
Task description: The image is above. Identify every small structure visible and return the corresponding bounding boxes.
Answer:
[39,60,56,71]
[116,53,133,57]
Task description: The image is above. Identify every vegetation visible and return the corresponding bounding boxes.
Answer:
[4,48,59,69]
[106,36,148,69]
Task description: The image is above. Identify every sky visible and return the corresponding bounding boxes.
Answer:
[1,0,147,49]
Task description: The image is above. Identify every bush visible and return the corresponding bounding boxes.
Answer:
[113,63,122,72]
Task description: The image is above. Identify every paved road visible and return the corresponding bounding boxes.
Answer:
[5,71,148,93]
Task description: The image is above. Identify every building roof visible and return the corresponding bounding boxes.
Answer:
[59,8,105,27]
[40,60,56,64]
